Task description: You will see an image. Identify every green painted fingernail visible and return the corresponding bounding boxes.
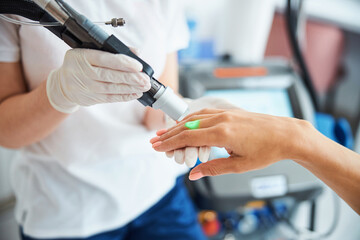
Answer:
[185,120,200,130]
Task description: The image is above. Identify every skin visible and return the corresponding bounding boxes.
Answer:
[143,52,179,130]
[0,53,178,149]
[151,108,360,215]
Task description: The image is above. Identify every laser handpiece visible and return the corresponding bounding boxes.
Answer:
[32,0,189,121]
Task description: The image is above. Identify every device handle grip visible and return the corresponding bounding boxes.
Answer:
[102,35,154,78]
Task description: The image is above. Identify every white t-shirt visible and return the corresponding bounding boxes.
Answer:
[0,0,189,238]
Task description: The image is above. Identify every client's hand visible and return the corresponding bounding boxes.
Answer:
[154,97,238,168]
[151,108,311,180]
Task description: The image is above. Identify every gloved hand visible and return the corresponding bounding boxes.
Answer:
[165,97,238,168]
[46,48,150,113]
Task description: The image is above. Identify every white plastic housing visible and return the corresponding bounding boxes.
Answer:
[153,87,189,121]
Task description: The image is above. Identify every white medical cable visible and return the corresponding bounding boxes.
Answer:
[0,14,59,26]
[0,14,123,27]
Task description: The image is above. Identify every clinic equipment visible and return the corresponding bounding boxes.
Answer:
[0,0,188,121]
[185,120,201,130]
[286,0,319,111]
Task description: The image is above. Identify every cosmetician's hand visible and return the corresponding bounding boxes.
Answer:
[156,97,238,168]
[151,108,311,180]
[46,48,150,113]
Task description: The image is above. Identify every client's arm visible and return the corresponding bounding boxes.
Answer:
[151,108,360,214]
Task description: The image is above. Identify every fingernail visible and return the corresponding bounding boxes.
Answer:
[156,129,167,136]
[150,136,160,144]
[152,141,162,148]
[189,170,204,181]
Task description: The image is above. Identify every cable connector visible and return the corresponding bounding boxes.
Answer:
[105,18,125,27]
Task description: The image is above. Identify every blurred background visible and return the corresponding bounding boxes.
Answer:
[178,0,360,239]
[1,0,360,239]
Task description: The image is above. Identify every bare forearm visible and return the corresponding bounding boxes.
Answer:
[0,81,68,148]
[293,123,360,214]
[143,52,179,130]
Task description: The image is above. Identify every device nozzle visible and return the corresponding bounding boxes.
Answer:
[105,18,125,27]
[152,87,189,121]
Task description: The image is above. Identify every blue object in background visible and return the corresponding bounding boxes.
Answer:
[178,19,215,64]
[315,113,353,149]
[237,211,259,235]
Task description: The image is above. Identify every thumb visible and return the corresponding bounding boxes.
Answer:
[189,157,241,181]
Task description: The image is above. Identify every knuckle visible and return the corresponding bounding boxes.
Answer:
[222,112,233,122]
[195,108,209,115]
[219,112,227,121]
[201,108,212,113]
[206,165,220,176]
[218,124,230,140]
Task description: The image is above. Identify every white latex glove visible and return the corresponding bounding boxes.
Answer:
[46,48,150,113]
[165,96,238,168]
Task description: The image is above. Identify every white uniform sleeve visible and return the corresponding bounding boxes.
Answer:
[162,1,190,53]
[0,16,21,62]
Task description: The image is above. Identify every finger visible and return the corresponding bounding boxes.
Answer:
[181,108,226,123]
[199,146,211,163]
[189,157,241,180]
[153,127,221,152]
[82,49,143,72]
[150,136,161,144]
[88,81,149,94]
[161,114,214,139]
[174,149,185,165]
[166,151,174,158]
[156,129,168,136]
[91,67,150,86]
[165,110,226,135]
[177,113,221,128]
[158,115,222,143]
[184,147,199,168]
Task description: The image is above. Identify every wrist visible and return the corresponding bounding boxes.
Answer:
[46,70,79,114]
[143,107,166,130]
[287,119,320,165]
